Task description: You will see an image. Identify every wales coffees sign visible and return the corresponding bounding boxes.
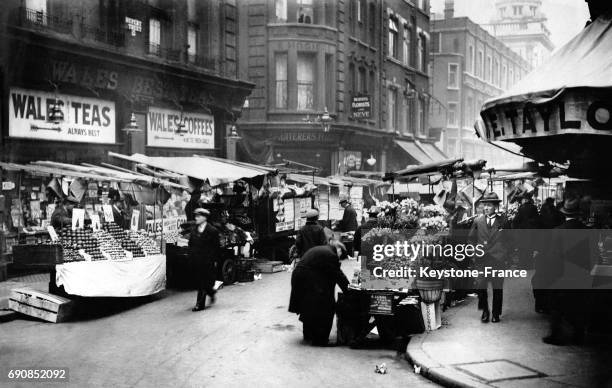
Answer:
[147,107,214,149]
[9,87,116,143]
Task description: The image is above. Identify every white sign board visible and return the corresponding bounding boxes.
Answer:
[131,209,140,231]
[102,205,114,222]
[72,208,85,230]
[147,107,215,149]
[9,87,116,143]
[90,214,101,231]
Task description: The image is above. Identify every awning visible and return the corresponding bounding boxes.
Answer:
[416,141,448,162]
[480,13,612,144]
[108,153,271,187]
[394,140,433,165]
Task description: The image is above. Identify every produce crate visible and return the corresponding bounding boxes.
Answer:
[11,244,63,269]
[254,260,284,273]
[8,288,74,323]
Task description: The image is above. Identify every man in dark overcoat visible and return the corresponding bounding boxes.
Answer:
[469,192,509,323]
[336,198,358,232]
[189,208,221,311]
[295,209,328,257]
[289,242,350,346]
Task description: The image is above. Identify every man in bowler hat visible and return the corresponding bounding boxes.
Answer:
[295,209,328,257]
[469,192,508,323]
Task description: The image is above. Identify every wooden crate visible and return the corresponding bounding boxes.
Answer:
[254,260,285,273]
[8,288,74,323]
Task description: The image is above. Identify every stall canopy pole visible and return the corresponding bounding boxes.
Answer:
[17,170,22,242]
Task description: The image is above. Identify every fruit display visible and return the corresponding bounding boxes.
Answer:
[102,222,126,241]
[91,230,127,261]
[121,237,145,258]
[58,227,105,261]
[126,230,162,255]
[62,247,86,262]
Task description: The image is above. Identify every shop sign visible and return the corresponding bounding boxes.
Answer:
[275,132,329,143]
[147,107,215,149]
[2,181,16,191]
[8,87,116,144]
[351,95,371,119]
[343,151,362,170]
[480,92,612,142]
[125,17,142,36]
[369,293,394,315]
[145,216,187,243]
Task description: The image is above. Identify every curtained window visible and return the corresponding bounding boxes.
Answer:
[297,53,315,110]
[275,53,288,108]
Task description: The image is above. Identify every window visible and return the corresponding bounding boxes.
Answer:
[477,50,483,77]
[356,0,362,22]
[297,0,313,24]
[275,0,287,21]
[388,18,398,58]
[530,6,537,16]
[486,55,492,82]
[26,0,47,24]
[468,45,474,73]
[275,53,288,109]
[418,33,427,71]
[495,59,501,86]
[297,53,315,110]
[388,88,398,131]
[405,97,414,135]
[500,7,506,17]
[466,96,474,126]
[358,67,367,94]
[509,68,514,87]
[369,3,376,45]
[417,97,426,136]
[325,54,334,111]
[513,5,522,16]
[348,63,356,96]
[403,25,411,64]
[369,70,376,115]
[187,25,197,61]
[149,18,161,55]
[187,0,196,21]
[448,63,459,89]
[502,64,507,89]
[447,102,458,127]
[453,38,459,53]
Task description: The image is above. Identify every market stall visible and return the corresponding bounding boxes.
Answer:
[0,161,176,297]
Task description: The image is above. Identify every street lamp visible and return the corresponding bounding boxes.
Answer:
[121,112,141,133]
[320,107,332,132]
[227,125,241,140]
[366,154,377,166]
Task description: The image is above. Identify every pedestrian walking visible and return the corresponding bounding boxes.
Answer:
[468,192,509,323]
[288,242,350,346]
[295,209,328,257]
[189,208,221,312]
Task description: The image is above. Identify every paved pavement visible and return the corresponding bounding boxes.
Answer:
[407,273,612,388]
[0,262,439,388]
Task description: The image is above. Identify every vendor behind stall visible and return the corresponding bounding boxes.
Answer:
[109,189,127,229]
[51,196,79,229]
[336,198,358,233]
[353,206,381,255]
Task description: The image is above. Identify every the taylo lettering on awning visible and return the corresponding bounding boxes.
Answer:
[147,107,214,149]
[9,87,115,143]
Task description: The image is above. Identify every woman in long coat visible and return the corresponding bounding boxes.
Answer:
[289,242,350,346]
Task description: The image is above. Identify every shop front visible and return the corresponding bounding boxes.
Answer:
[0,33,253,164]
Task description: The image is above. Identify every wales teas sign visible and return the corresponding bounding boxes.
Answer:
[9,87,116,143]
[147,107,215,149]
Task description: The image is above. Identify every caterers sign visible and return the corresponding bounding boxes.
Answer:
[480,91,612,142]
[8,87,116,143]
[147,107,214,149]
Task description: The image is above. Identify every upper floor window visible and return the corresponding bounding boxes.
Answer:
[403,25,411,64]
[388,17,398,59]
[530,6,537,16]
[297,53,315,110]
[486,56,492,82]
[358,67,367,94]
[297,0,313,24]
[448,63,459,89]
[187,0,196,21]
[417,33,427,71]
[417,97,426,136]
[477,50,483,77]
[369,3,376,46]
[513,5,522,16]
[149,18,161,55]
[447,102,458,127]
[509,68,514,87]
[26,0,47,24]
[275,0,288,21]
[467,45,474,73]
[275,53,288,109]
[388,88,398,131]
[356,0,363,23]
[187,25,197,61]
[502,64,507,89]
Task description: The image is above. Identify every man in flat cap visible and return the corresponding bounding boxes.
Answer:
[295,209,328,258]
[189,208,221,311]
[51,196,79,229]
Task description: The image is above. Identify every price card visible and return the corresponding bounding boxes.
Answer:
[125,250,134,260]
[131,209,140,231]
[78,249,92,261]
[72,208,85,230]
[47,226,59,241]
[102,205,114,222]
[1,181,15,191]
[90,214,101,231]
